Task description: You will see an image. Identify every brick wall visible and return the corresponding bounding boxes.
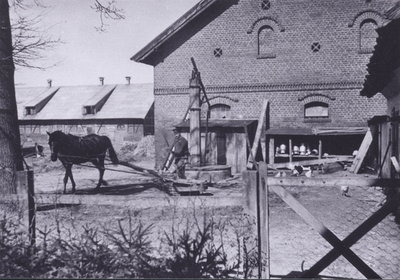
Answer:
[150,0,395,167]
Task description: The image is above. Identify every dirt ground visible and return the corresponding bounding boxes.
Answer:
[28,155,400,279]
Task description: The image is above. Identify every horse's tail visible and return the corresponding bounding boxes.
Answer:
[106,137,119,164]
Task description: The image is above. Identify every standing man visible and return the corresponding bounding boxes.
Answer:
[171,128,189,179]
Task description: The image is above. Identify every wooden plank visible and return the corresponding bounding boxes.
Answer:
[260,116,267,162]
[245,126,257,170]
[266,176,398,188]
[350,129,373,173]
[226,133,236,173]
[236,134,247,173]
[247,99,269,169]
[242,170,258,216]
[258,163,270,279]
[379,124,391,178]
[391,156,400,174]
[318,139,322,160]
[268,137,275,164]
[269,184,381,279]
[268,156,353,169]
[303,198,397,278]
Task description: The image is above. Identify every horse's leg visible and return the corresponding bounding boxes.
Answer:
[99,157,108,186]
[62,163,69,194]
[68,165,76,193]
[92,158,105,190]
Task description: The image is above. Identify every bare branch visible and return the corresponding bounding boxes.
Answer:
[90,0,125,32]
[11,11,61,69]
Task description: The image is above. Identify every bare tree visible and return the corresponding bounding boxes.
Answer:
[0,0,23,194]
[91,0,125,32]
[9,0,61,69]
[11,12,60,69]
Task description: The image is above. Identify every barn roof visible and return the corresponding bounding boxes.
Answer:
[131,0,235,65]
[95,83,154,119]
[16,83,154,121]
[16,87,60,119]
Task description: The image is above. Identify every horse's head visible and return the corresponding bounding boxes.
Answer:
[47,131,64,162]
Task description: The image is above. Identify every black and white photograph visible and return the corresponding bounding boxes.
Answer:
[1,0,400,278]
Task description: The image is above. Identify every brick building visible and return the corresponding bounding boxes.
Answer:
[132,0,395,171]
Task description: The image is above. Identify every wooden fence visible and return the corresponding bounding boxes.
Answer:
[244,162,400,279]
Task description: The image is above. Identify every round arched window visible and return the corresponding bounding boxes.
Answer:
[210,104,231,119]
[304,102,329,118]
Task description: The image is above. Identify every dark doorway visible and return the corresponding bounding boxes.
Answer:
[216,132,226,165]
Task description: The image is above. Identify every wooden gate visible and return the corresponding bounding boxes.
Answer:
[244,162,400,279]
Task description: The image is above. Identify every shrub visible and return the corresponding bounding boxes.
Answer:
[0,208,257,278]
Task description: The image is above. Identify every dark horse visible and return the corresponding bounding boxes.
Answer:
[47,131,119,193]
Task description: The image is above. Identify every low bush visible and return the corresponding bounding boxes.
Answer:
[0,209,256,278]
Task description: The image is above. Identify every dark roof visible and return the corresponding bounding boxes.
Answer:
[175,119,257,129]
[131,0,236,65]
[361,18,400,97]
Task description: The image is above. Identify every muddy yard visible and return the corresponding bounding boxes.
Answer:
[27,155,400,279]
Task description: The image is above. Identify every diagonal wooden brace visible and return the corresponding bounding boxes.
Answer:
[269,184,381,279]
[302,198,398,278]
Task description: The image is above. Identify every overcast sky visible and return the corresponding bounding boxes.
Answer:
[13,0,199,87]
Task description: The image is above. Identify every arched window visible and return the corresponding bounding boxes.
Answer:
[258,25,275,58]
[360,19,378,53]
[210,104,231,119]
[304,102,329,118]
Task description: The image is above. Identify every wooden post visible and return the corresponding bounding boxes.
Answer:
[258,162,270,279]
[189,72,201,166]
[268,137,275,164]
[242,170,260,277]
[289,138,293,163]
[318,138,322,159]
[16,170,36,246]
[247,100,269,168]
[27,170,35,246]
[350,128,373,173]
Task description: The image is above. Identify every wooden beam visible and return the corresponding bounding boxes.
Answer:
[245,126,257,170]
[268,137,275,164]
[258,163,270,279]
[269,184,381,279]
[247,100,269,169]
[350,129,373,173]
[266,176,399,188]
[391,156,400,174]
[268,156,353,169]
[303,198,398,278]
[318,139,322,160]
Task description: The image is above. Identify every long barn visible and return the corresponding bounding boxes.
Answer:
[16,80,154,149]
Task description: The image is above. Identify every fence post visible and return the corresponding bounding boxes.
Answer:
[16,170,36,246]
[243,165,270,279]
[258,162,270,279]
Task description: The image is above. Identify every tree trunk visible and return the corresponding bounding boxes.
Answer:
[0,0,23,194]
